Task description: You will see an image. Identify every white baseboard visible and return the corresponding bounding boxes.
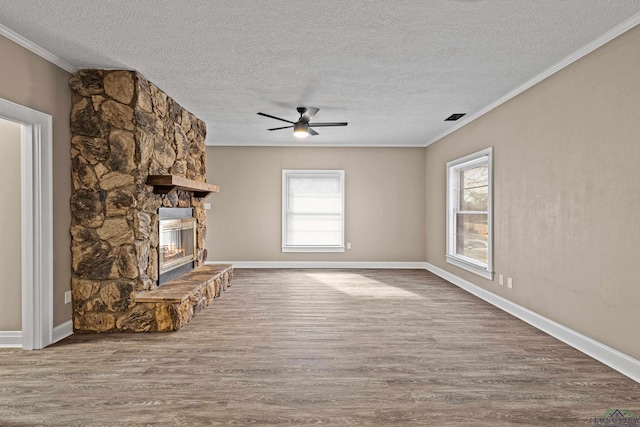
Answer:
[52,320,73,344]
[206,261,428,269]
[0,331,22,348]
[425,262,640,384]
[0,321,72,349]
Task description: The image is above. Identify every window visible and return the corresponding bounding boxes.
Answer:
[282,170,345,252]
[446,147,493,279]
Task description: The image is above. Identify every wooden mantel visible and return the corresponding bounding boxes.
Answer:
[146,175,219,198]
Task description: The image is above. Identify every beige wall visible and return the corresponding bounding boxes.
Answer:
[0,118,22,330]
[425,25,640,360]
[206,146,425,262]
[0,35,72,327]
[0,8,628,362]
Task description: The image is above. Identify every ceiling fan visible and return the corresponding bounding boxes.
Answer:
[257,107,348,138]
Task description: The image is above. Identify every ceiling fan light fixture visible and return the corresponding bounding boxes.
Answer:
[293,121,309,138]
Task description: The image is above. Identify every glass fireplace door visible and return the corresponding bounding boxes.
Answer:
[159,218,196,275]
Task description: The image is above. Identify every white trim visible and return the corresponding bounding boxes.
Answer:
[0,98,54,350]
[52,320,73,344]
[446,147,493,280]
[281,246,345,253]
[445,256,492,280]
[0,331,23,348]
[424,262,640,384]
[426,12,640,148]
[206,261,427,269]
[0,24,76,73]
[209,142,426,148]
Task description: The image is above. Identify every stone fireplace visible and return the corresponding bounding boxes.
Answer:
[69,69,231,333]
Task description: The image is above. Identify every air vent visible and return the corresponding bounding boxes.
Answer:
[445,113,466,121]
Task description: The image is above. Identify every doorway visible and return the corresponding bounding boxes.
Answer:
[0,98,53,350]
[0,118,22,339]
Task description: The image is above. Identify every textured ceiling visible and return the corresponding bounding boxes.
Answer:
[0,1,639,147]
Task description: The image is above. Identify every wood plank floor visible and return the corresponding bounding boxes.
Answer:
[1,269,638,426]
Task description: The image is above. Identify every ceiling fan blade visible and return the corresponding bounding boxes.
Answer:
[267,125,293,131]
[300,107,319,123]
[308,127,319,136]
[257,112,295,124]
[307,122,348,127]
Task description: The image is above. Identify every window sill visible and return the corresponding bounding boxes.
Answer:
[282,246,345,253]
[446,255,493,280]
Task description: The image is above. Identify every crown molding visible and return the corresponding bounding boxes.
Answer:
[425,11,640,148]
[0,23,76,73]
[207,142,426,148]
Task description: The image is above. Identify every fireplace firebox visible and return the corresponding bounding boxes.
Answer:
[158,208,196,285]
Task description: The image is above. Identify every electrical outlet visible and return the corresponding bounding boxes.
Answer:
[499,274,504,285]
[346,242,352,250]
[507,277,513,289]
[64,291,72,304]
[204,203,211,210]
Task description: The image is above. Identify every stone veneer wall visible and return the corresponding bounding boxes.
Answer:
[69,69,209,332]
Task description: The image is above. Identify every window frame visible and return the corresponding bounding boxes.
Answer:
[445,147,493,279]
[281,169,345,253]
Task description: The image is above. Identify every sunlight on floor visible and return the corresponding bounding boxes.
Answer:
[306,272,423,299]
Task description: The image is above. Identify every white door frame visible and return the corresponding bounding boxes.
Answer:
[0,97,53,350]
